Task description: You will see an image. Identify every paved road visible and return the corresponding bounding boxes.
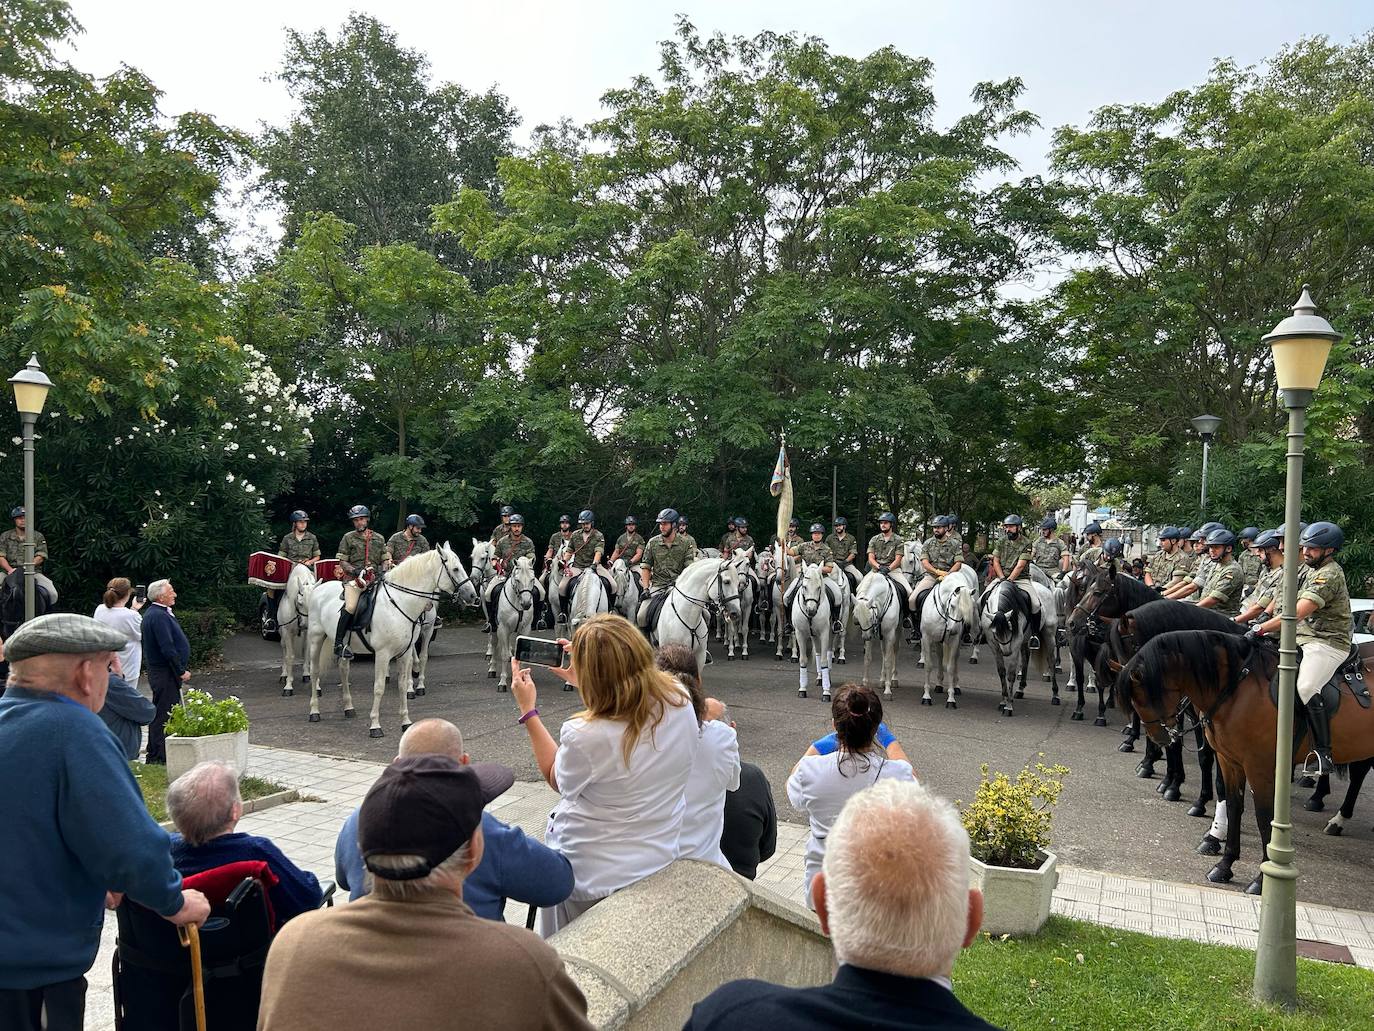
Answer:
[201,622,1374,911]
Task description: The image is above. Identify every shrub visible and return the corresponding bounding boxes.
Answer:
[175,607,237,666]
[960,759,1069,869]
[165,688,249,738]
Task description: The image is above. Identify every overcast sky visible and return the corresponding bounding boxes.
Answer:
[64,1,1372,178]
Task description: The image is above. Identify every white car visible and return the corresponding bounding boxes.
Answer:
[1354,599,1372,647]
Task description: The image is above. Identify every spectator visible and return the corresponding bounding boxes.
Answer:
[141,579,189,765]
[657,643,741,870]
[93,577,145,684]
[97,672,155,761]
[259,756,593,1031]
[720,760,777,881]
[686,780,1000,1030]
[168,760,323,924]
[334,717,574,919]
[510,613,698,935]
[0,614,208,1031]
[787,684,916,906]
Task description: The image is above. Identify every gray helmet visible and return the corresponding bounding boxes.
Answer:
[932,515,950,529]
[289,509,309,522]
[1004,514,1024,527]
[1299,521,1344,551]
[1041,516,1057,531]
[1206,527,1236,548]
[1189,527,1208,543]
[1254,529,1281,549]
[405,514,425,528]
[559,514,571,524]
[625,515,637,525]
[736,517,749,529]
[1239,526,1260,541]
[657,508,679,525]
[500,505,514,517]
[9,506,23,519]
[347,505,369,519]
[1275,522,1308,538]
[810,523,824,534]
[1103,537,1125,558]
[509,514,525,526]
[789,517,800,528]
[677,515,688,525]
[879,512,896,524]
[1082,520,1101,536]
[1198,521,1226,536]
[578,509,594,524]
[1177,526,1193,540]
[726,516,736,527]
[834,516,848,526]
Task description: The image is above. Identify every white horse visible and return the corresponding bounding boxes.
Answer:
[825,562,852,664]
[568,565,611,635]
[649,557,741,675]
[490,556,544,692]
[307,544,480,737]
[471,538,498,662]
[853,571,902,698]
[767,553,799,660]
[790,563,834,700]
[275,561,316,698]
[721,549,756,661]
[610,558,640,622]
[919,566,977,708]
[756,549,782,645]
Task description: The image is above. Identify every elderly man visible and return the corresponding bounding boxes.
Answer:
[260,756,593,1031]
[687,780,1001,1031]
[97,671,155,761]
[169,761,323,923]
[335,718,573,919]
[0,614,209,1031]
[141,578,190,764]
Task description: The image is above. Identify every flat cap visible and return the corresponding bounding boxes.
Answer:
[4,613,127,663]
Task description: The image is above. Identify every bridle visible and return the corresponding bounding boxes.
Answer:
[854,574,895,639]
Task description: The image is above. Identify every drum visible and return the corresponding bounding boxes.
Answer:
[247,551,290,589]
[314,558,343,582]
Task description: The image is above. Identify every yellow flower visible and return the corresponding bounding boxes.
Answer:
[92,231,113,245]
[48,284,68,298]
[87,377,106,394]
[71,194,91,209]
[129,322,150,337]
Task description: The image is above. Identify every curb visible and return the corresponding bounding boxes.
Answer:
[158,788,300,833]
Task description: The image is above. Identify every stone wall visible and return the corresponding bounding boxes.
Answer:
[549,860,835,1030]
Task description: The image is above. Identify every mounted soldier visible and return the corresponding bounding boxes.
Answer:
[487,514,538,632]
[784,523,842,632]
[333,505,391,659]
[718,517,738,555]
[545,513,573,569]
[260,510,320,634]
[637,508,694,628]
[1194,527,1245,616]
[1236,526,1263,589]
[387,514,431,566]
[907,515,964,638]
[824,516,859,579]
[866,512,912,625]
[1031,516,1070,581]
[611,515,646,567]
[489,505,515,547]
[726,517,756,560]
[676,515,698,554]
[1077,521,1105,567]
[1234,528,1283,625]
[1143,526,1180,589]
[1171,525,1198,582]
[1163,522,1224,600]
[988,514,1043,637]
[552,510,614,625]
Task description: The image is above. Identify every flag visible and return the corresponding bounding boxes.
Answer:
[769,445,788,497]
[771,442,793,590]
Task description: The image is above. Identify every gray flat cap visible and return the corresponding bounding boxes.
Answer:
[4,613,127,663]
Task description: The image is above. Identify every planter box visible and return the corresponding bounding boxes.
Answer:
[166,730,250,784]
[969,850,1058,937]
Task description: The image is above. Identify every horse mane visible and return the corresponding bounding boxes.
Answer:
[1128,599,1244,643]
[998,580,1032,620]
[1110,568,1157,611]
[1125,629,1254,716]
[386,547,444,589]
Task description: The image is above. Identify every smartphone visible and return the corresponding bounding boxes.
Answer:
[515,635,570,669]
[134,584,147,603]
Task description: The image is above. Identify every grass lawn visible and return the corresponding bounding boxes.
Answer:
[131,763,289,823]
[954,916,1374,1030]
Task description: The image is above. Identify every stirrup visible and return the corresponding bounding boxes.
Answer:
[1302,750,1335,778]
[536,619,548,631]
[1028,635,1041,650]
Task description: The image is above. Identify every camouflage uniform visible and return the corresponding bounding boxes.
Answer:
[0,528,47,569]
[1295,558,1353,703]
[1077,544,1104,568]
[867,532,912,595]
[386,530,430,565]
[725,532,756,557]
[1171,548,1198,581]
[547,531,573,561]
[1145,548,1175,587]
[824,531,858,565]
[337,528,391,615]
[995,535,1032,580]
[914,535,961,596]
[277,531,321,564]
[490,522,512,546]
[614,531,646,564]
[1237,548,1263,590]
[642,534,695,592]
[1242,561,1282,614]
[559,528,611,595]
[1201,557,1245,617]
[496,534,536,567]
[1030,536,1068,578]
[794,540,833,567]
[679,532,699,553]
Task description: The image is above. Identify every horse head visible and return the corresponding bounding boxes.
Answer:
[439,542,481,606]
[715,560,742,622]
[798,562,825,620]
[757,549,776,580]
[470,539,496,587]
[508,557,538,611]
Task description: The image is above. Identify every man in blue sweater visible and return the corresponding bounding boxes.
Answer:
[141,578,191,764]
[335,718,574,921]
[0,614,210,1031]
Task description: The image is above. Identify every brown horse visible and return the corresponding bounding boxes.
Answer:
[1119,629,1374,893]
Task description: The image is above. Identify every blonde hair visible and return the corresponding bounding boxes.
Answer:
[103,577,133,608]
[572,613,687,765]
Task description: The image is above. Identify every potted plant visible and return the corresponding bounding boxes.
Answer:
[164,689,250,783]
[960,759,1068,936]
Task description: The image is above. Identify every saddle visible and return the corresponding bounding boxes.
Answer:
[641,588,671,641]
[1267,645,1371,756]
[347,580,382,644]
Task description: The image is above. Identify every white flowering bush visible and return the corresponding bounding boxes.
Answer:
[165,689,250,737]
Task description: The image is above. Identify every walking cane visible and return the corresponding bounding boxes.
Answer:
[178,924,207,1031]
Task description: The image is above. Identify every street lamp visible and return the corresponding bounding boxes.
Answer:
[1253,286,1340,1008]
[8,354,52,624]
[1190,414,1222,517]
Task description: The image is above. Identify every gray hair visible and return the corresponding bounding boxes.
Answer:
[167,760,241,846]
[146,579,172,603]
[714,704,732,726]
[366,838,476,901]
[822,779,971,979]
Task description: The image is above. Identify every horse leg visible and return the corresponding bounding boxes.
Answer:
[339,655,355,721]
[1208,760,1246,884]
[1160,739,1183,801]
[1325,757,1371,835]
[1048,641,1061,705]
[1137,737,1159,778]
[797,635,810,698]
[943,638,959,710]
[281,628,295,697]
[366,656,388,738]
[1305,772,1330,812]
[1120,712,1141,753]
[307,627,327,722]
[1013,638,1028,700]
[1189,728,1214,817]
[1247,784,1275,896]
[1091,652,1108,727]
[487,612,500,678]
[414,630,431,696]
[921,631,934,706]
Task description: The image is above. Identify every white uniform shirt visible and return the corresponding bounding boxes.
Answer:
[677,718,742,869]
[93,603,144,684]
[787,751,917,895]
[547,687,699,901]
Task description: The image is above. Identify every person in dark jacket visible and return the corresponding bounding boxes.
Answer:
[168,761,323,924]
[719,761,777,880]
[140,579,190,764]
[97,672,155,761]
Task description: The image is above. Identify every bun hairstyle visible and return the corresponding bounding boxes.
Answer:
[832,683,883,775]
[103,577,133,608]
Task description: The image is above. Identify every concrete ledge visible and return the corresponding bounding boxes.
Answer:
[550,861,833,1030]
[157,789,299,833]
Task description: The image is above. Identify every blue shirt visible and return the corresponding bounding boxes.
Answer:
[171,832,323,925]
[335,808,574,921]
[0,687,183,989]
[98,673,156,761]
[142,603,190,676]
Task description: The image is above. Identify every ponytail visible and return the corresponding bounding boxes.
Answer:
[831,683,882,776]
[103,577,132,608]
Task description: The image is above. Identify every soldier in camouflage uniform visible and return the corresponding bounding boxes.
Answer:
[867,513,913,626]
[333,505,392,658]
[777,517,802,551]
[1235,529,1283,624]
[725,518,756,560]
[990,515,1044,627]
[638,508,695,626]
[906,515,964,637]
[553,510,613,620]
[718,517,738,555]
[490,505,515,547]
[486,514,538,631]
[261,509,320,632]
[1195,528,1245,616]
[1163,524,1223,600]
[0,505,48,577]
[1169,526,1198,585]
[1031,516,1070,582]
[783,524,842,626]
[824,516,859,570]
[676,516,699,554]
[1251,521,1352,774]
[387,514,431,566]
[611,516,646,567]
[1236,526,1263,589]
[1143,526,1181,589]
[545,514,574,569]
[1076,521,1105,568]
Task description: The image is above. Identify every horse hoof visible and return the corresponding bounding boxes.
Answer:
[1070,710,1083,721]
[953,687,961,696]
[414,687,426,697]
[798,690,807,699]
[945,700,957,710]
[727,654,735,661]
[406,691,416,700]
[1094,717,1107,727]
[1324,822,1343,837]
[308,713,321,723]
[1042,673,1051,682]
[884,689,892,700]
[1298,774,1316,788]
[1051,696,1061,706]
[487,670,497,679]
[742,654,750,661]
[1013,690,1025,700]
[344,708,355,719]
[368,728,384,739]
[401,722,412,734]
[302,675,311,684]
[1207,864,1233,884]
[998,701,1006,711]
[1188,803,1208,818]
[968,656,978,665]
[916,660,925,669]
[1197,834,1222,856]
[1002,708,1014,717]
[1303,797,1325,812]
[1136,763,1154,779]
[1118,741,1136,754]
[1245,877,1263,896]
[498,684,508,693]
[1163,785,1181,802]
[921,697,933,706]
[282,688,294,698]
[278,675,287,685]
[774,654,783,662]
[836,657,846,664]
[822,692,831,702]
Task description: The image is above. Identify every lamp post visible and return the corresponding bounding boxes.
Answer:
[8,354,52,624]
[1253,286,1340,1008]
[1190,414,1222,517]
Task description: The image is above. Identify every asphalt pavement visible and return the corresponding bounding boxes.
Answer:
[200,621,1374,911]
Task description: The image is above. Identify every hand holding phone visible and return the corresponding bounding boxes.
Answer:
[514,636,570,669]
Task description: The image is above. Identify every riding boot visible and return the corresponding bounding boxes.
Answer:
[1304,695,1336,776]
[1027,610,1042,651]
[333,610,355,659]
[260,594,278,634]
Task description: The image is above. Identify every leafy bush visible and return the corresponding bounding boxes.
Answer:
[165,688,249,738]
[212,585,267,630]
[960,760,1069,870]
[176,607,237,666]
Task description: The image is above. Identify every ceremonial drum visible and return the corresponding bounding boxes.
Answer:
[247,551,291,590]
[313,558,343,582]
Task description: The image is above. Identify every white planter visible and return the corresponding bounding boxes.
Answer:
[165,730,250,785]
[969,850,1058,937]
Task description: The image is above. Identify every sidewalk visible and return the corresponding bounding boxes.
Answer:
[85,743,1374,1029]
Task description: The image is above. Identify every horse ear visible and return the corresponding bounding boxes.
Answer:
[472,537,481,546]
